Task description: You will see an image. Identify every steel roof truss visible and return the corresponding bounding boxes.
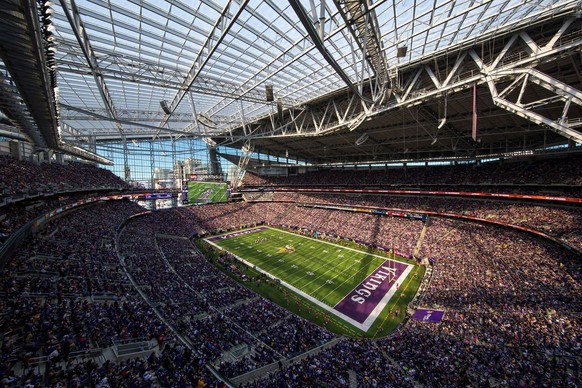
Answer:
[234,15,582,142]
[157,0,250,130]
[289,0,372,103]
[488,67,582,143]
[59,0,120,126]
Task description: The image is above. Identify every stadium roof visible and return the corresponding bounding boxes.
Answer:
[1,0,581,165]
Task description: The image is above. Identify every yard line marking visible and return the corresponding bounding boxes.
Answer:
[312,259,377,299]
[297,250,375,291]
[278,241,360,286]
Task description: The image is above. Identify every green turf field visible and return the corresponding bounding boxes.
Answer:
[202,226,424,337]
[187,181,227,204]
[207,227,406,308]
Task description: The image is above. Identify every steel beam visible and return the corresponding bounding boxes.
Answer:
[155,0,250,135]
[61,107,196,123]
[59,104,201,136]
[333,0,389,88]
[0,0,59,148]
[487,68,582,143]
[58,142,114,165]
[223,15,582,141]
[0,70,43,145]
[59,0,121,126]
[289,0,370,103]
[60,122,89,143]
[56,54,274,105]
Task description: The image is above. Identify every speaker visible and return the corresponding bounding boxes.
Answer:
[265,85,274,102]
[160,100,171,115]
[397,46,407,57]
[9,140,21,160]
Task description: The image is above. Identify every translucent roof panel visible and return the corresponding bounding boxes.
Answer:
[375,0,573,66]
[50,0,579,141]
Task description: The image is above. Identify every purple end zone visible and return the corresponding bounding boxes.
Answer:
[206,226,268,242]
[334,260,409,323]
[411,308,445,323]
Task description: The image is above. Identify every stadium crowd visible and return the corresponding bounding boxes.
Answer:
[0,155,131,246]
[241,154,582,189]
[118,213,336,379]
[0,196,80,242]
[263,191,582,251]
[0,156,580,386]
[112,200,581,386]
[142,202,424,256]
[0,200,220,386]
[246,339,418,387]
[0,156,127,198]
[378,218,580,386]
[3,340,215,387]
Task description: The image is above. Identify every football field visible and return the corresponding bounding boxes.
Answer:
[187,181,228,204]
[205,226,413,331]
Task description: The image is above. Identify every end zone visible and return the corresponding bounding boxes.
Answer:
[334,260,412,330]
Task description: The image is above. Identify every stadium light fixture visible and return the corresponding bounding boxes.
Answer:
[198,113,217,128]
[437,118,446,129]
[203,137,217,147]
[355,133,369,146]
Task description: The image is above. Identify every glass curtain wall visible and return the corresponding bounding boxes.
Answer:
[97,137,307,188]
[97,138,213,189]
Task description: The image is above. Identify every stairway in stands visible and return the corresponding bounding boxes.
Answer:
[413,216,430,258]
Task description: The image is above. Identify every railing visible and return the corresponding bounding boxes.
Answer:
[26,347,103,368]
[111,337,155,359]
[0,218,34,270]
[0,186,126,210]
